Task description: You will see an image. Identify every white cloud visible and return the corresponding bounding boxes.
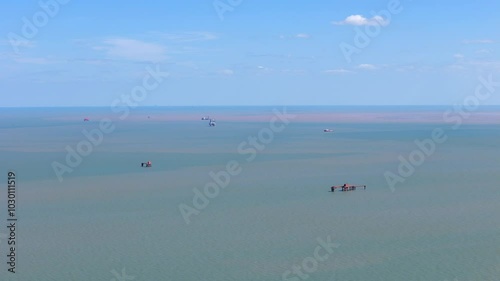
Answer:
[446,59,500,72]
[462,39,494,44]
[0,40,36,49]
[278,34,311,40]
[468,60,500,70]
[13,57,56,64]
[93,38,167,62]
[447,64,466,71]
[1,52,62,64]
[325,69,354,74]
[154,32,218,42]
[281,69,306,75]
[219,69,234,75]
[395,65,415,72]
[333,15,389,26]
[476,49,491,55]
[357,64,377,70]
[454,53,464,59]
[295,33,311,39]
[255,66,274,75]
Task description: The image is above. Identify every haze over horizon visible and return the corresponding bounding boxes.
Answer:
[1,0,500,107]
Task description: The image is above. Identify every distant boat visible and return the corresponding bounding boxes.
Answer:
[331,183,366,192]
[83,118,90,122]
[201,116,210,120]
[323,129,333,132]
[209,119,216,127]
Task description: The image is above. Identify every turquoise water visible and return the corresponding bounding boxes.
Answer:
[0,107,499,281]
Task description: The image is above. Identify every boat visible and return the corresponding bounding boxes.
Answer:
[330,183,366,192]
[323,129,333,132]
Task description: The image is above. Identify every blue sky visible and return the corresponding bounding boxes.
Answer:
[1,0,499,106]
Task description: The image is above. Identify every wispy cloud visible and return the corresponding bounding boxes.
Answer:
[257,65,272,72]
[447,64,466,71]
[13,57,60,64]
[447,58,500,72]
[246,52,315,62]
[476,49,491,55]
[0,40,36,49]
[325,69,354,74]
[333,15,389,26]
[462,39,495,44]
[468,60,500,70]
[281,68,307,75]
[295,33,311,39]
[218,69,234,76]
[152,32,218,42]
[0,51,62,64]
[93,38,167,62]
[278,33,312,40]
[454,53,465,59]
[357,64,377,70]
[394,64,437,73]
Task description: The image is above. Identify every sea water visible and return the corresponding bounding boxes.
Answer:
[0,107,498,281]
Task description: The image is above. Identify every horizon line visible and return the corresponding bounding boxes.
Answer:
[3,105,500,108]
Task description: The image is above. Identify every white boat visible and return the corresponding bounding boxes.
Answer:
[323,129,333,132]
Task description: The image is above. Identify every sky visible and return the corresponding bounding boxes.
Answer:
[1,0,500,106]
